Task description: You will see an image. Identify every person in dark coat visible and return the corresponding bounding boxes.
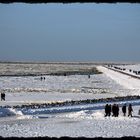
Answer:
[112,104,116,117]
[122,104,126,116]
[105,104,109,117]
[1,92,5,101]
[128,104,133,117]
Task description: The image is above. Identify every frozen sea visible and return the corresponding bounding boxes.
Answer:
[0,63,140,138]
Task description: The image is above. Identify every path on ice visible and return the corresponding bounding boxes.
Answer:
[19,99,140,115]
[97,66,140,90]
[1,98,140,117]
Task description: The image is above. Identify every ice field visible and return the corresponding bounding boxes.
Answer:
[0,63,140,138]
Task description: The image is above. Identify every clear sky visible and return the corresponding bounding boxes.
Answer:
[0,3,140,62]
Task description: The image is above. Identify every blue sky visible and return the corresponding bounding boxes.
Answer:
[0,3,140,62]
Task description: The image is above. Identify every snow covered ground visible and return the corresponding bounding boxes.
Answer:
[0,64,140,138]
[97,66,140,90]
[0,73,128,106]
[0,102,140,138]
[105,64,140,78]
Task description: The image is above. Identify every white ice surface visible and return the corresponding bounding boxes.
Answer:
[0,104,140,138]
[0,74,129,106]
[97,66,140,93]
[105,64,140,78]
[0,65,140,137]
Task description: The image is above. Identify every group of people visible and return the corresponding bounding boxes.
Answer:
[105,103,133,117]
[40,76,46,81]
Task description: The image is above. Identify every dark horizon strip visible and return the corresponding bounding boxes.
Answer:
[0,0,139,4]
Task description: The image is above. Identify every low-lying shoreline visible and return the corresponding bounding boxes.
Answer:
[0,63,104,76]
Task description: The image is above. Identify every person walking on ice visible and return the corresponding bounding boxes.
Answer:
[128,104,133,117]
[1,92,5,101]
[122,104,126,116]
[104,104,109,117]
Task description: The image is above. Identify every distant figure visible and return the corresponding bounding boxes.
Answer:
[1,92,5,101]
[105,104,109,117]
[88,74,90,79]
[40,77,43,81]
[128,104,133,117]
[64,73,67,76]
[112,104,119,117]
[122,104,127,116]
[104,104,111,117]
[112,104,116,117]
